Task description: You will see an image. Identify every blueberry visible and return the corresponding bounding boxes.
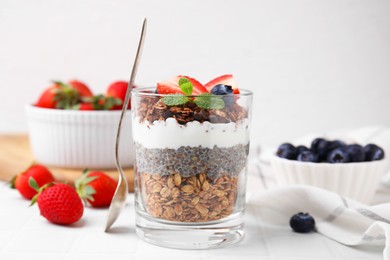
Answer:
[297,150,319,162]
[276,143,297,160]
[327,148,350,163]
[290,212,315,233]
[327,140,346,151]
[210,84,234,106]
[296,145,309,154]
[346,144,365,162]
[210,84,233,95]
[363,144,385,161]
[310,138,329,161]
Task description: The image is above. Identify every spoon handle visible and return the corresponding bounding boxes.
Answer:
[115,18,147,170]
[105,18,147,232]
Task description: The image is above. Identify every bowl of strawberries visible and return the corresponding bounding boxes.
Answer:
[26,79,135,169]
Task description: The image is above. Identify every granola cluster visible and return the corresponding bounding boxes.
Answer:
[137,97,248,125]
[139,172,238,222]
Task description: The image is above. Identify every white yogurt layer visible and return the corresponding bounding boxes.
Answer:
[132,117,250,149]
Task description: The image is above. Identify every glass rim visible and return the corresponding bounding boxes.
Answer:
[132,87,253,97]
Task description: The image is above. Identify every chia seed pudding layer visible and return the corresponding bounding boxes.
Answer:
[135,143,249,179]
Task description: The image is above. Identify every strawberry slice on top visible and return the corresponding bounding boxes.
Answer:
[157,75,208,95]
[204,74,240,94]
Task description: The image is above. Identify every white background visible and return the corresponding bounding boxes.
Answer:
[1,0,390,146]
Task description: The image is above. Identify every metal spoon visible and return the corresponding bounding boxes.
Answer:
[105,18,147,232]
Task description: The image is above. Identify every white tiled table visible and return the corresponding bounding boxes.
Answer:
[0,177,385,260]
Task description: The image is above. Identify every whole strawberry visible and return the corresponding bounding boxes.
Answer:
[106,81,135,110]
[68,80,93,97]
[35,84,61,108]
[30,179,84,225]
[75,170,117,208]
[12,164,55,199]
[35,80,93,109]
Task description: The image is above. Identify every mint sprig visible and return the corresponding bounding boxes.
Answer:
[194,93,225,110]
[161,77,225,110]
[160,77,193,106]
[161,94,189,106]
[178,77,193,95]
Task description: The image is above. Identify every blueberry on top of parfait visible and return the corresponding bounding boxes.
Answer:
[210,84,233,95]
[210,84,235,107]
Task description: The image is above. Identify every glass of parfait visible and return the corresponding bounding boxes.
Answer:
[131,75,253,249]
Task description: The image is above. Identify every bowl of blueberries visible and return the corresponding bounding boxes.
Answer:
[271,137,388,204]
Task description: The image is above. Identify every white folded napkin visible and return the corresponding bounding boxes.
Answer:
[248,185,390,260]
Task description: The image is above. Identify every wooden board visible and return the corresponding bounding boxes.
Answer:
[0,134,134,192]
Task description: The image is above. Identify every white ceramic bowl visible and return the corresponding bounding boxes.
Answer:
[270,155,388,204]
[25,105,134,169]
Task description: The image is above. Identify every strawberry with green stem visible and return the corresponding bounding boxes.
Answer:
[29,178,84,225]
[11,164,55,199]
[106,81,136,110]
[35,84,61,109]
[35,80,93,109]
[75,170,117,208]
[68,80,93,97]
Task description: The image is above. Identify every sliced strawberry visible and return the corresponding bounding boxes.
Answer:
[157,76,182,94]
[204,74,239,93]
[157,75,208,95]
[183,76,207,95]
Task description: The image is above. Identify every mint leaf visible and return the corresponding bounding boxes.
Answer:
[161,94,190,106]
[178,77,193,95]
[194,93,225,110]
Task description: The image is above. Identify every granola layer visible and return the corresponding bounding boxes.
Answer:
[139,172,238,222]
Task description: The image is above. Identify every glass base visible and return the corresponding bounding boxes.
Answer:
[136,210,245,249]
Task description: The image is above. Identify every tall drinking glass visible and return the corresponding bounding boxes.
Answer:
[132,87,253,249]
